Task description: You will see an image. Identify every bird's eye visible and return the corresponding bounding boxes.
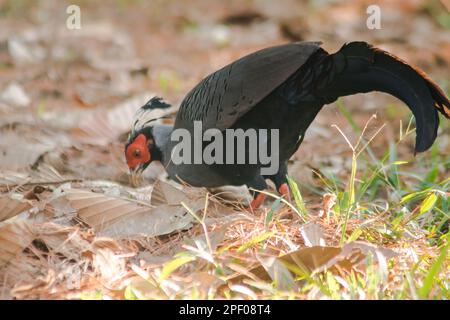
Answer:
[133,149,141,158]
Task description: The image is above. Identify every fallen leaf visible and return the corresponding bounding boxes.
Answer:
[107,92,177,135]
[0,195,33,222]
[279,246,342,274]
[256,254,297,291]
[65,185,204,237]
[207,185,253,204]
[150,180,190,206]
[0,132,57,170]
[33,223,91,261]
[124,275,160,299]
[232,241,397,285]
[319,193,337,218]
[0,218,33,267]
[300,222,326,247]
[316,241,398,275]
[72,93,177,146]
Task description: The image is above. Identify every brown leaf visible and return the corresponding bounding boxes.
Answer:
[300,222,326,247]
[34,223,91,261]
[0,171,29,188]
[150,180,190,206]
[124,275,160,299]
[107,93,177,134]
[0,195,33,222]
[92,247,126,284]
[0,132,56,170]
[256,254,297,291]
[0,218,33,267]
[280,246,342,274]
[65,187,203,237]
[319,193,337,218]
[232,242,397,284]
[316,241,397,275]
[72,93,177,146]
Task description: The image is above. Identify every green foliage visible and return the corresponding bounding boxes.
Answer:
[287,176,308,218]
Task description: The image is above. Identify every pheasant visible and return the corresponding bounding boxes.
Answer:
[125,41,450,209]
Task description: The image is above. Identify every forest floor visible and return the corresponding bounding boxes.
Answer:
[0,0,449,299]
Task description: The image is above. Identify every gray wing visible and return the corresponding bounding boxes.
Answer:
[174,41,323,131]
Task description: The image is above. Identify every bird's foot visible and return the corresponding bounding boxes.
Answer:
[278,183,295,219]
[250,192,267,210]
[278,183,291,203]
[248,183,290,211]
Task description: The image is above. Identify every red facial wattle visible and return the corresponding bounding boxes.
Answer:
[125,133,151,169]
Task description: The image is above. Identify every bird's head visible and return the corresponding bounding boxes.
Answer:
[125,127,156,174]
[125,96,173,179]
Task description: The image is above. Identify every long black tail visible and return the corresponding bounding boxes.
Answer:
[315,41,450,153]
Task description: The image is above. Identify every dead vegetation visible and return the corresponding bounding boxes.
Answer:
[0,0,449,299]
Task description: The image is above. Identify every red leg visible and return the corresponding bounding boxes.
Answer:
[278,183,291,202]
[250,193,266,209]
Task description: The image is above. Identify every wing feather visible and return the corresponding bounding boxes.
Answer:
[175,41,323,131]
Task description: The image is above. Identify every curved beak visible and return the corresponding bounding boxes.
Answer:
[130,164,145,187]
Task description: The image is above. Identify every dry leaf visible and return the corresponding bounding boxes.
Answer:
[34,223,91,261]
[124,275,160,299]
[150,180,189,206]
[107,92,177,134]
[319,193,337,218]
[279,246,342,274]
[234,241,397,284]
[0,218,33,267]
[71,111,118,146]
[256,254,297,291]
[92,247,126,284]
[0,171,30,188]
[0,195,33,222]
[300,222,326,247]
[316,241,397,274]
[72,93,177,146]
[207,185,253,205]
[65,184,205,237]
[0,132,56,170]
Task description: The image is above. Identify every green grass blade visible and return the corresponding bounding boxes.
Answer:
[418,233,450,299]
[287,176,308,217]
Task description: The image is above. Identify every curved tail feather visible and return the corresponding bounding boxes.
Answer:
[316,42,450,153]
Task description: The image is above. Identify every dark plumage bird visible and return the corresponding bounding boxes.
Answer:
[125,41,450,208]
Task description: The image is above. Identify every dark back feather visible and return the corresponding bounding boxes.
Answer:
[174,41,322,131]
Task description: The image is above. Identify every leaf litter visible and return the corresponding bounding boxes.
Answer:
[0,0,448,299]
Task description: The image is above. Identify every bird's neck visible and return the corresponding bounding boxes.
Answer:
[152,124,174,166]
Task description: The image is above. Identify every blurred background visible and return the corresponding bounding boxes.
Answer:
[0,0,449,191]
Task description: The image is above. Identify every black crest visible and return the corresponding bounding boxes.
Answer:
[129,96,174,142]
[142,96,171,110]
